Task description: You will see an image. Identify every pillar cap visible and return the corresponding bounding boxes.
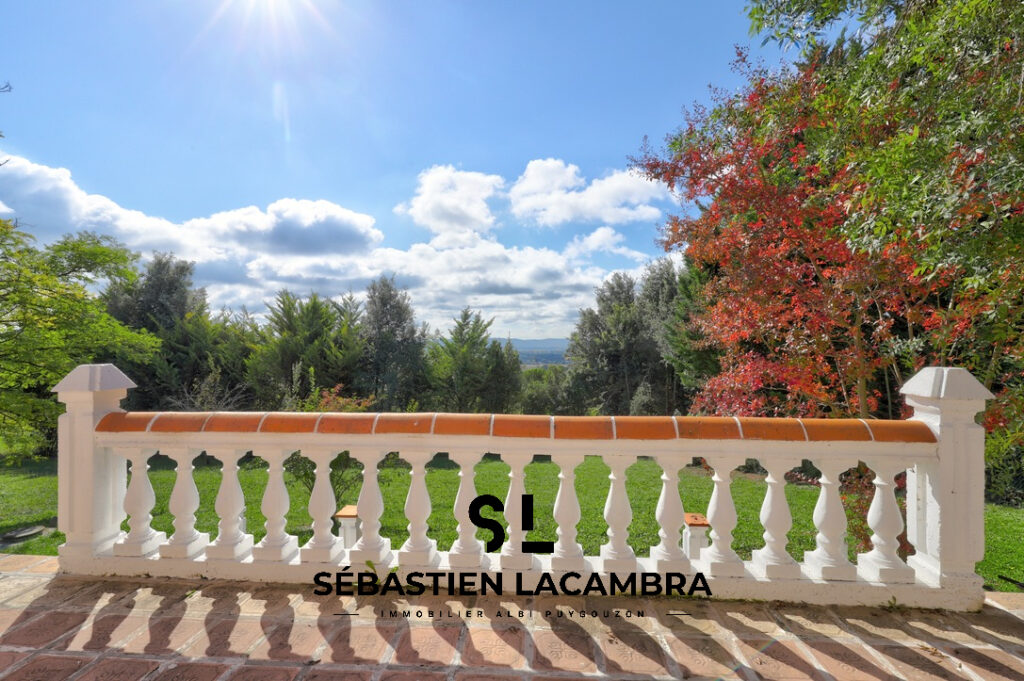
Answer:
[53,364,136,393]
[900,367,993,401]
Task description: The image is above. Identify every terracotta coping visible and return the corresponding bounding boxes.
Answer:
[93,412,938,443]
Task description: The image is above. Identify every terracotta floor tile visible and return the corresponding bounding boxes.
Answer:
[836,607,931,645]
[58,613,150,651]
[957,608,1024,649]
[23,558,59,575]
[802,641,899,681]
[770,605,849,640]
[943,646,1024,681]
[666,634,745,679]
[377,672,447,681]
[599,630,671,677]
[319,623,397,664]
[902,611,992,646]
[460,626,528,669]
[734,637,826,681]
[0,651,29,673]
[248,618,334,662]
[180,617,269,658]
[390,624,462,666]
[0,610,88,647]
[0,607,39,633]
[223,666,302,681]
[1,654,91,681]
[714,602,787,638]
[73,657,161,681]
[870,644,970,681]
[119,615,206,655]
[149,662,231,681]
[454,673,529,681]
[1,579,103,610]
[0,578,58,606]
[304,671,373,681]
[530,628,597,673]
[0,555,49,571]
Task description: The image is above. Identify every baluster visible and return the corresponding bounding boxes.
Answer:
[398,450,439,567]
[252,448,298,562]
[159,447,208,559]
[499,452,537,570]
[600,454,637,573]
[751,459,800,578]
[702,456,745,577]
[449,449,484,568]
[348,448,393,567]
[803,461,857,580]
[113,447,165,557]
[651,454,690,571]
[858,461,915,583]
[551,453,585,572]
[300,448,343,563]
[205,447,253,560]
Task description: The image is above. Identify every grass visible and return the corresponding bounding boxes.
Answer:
[1,455,1021,591]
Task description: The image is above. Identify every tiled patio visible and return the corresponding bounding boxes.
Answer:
[1,554,1023,681]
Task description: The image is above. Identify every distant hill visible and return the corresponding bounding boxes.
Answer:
[507,338,569,366]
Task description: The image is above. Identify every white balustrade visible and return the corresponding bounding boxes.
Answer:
[112,447,165,557]
[448,449,484,567]
[398,450,440,567]
[206,447,253,561]
[650,454,690,572]
[252,447,298,562]
[751,459,800,579]
[701,455,745,577]
[300,448,343,563]
[551,453,585,572]
[52,363,992,610]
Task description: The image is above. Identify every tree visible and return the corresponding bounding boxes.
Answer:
[0,222,157,458]
[246,291,364,408]
[427,308,521,413]
[359,276,427,411]
[636,0,1023,423]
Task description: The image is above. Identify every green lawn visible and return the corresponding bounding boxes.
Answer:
[1,455,1021,591]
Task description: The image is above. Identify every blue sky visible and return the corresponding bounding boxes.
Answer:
[2,1,778,338]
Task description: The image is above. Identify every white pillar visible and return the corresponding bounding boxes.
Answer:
[53,364,136,568]
[159,446,209,559]
[499,451,538,571]
[112,447,165,557]
[206,447,254,561]
[551,453,585,572]
[252,447,298,563]
[701,455,745,577]
[650,454,690,572]
[347,448,393,569]
[751,458,800,579]
[600,454,638,574]
[803,460,857,580]
[858,460,914,583]
[449,449,484,568]
[902,367,991,600]
[398,449,440,568]
[300,448,343,563]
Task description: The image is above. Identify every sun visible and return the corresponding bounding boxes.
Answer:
[194,0,334,60]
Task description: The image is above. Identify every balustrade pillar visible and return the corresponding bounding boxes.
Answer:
[650,454,690,572]
[205,447,254,560]
[348,448,393,568]
[449,449,484,568]
[858,461,914,583]
[600,454,637,574]
[702,455,745,577]
[300,448,344,563]
[398,450,440,568]
[751,459,800,579]
[159,447,209,559]
[499,451,537,571]
[803,460,857,580]
[902,366,991,599]
[551,453,585,572]
[252,448,298,562]
[112,447,165,557]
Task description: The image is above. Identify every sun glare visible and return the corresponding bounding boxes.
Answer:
[193,0,334,61]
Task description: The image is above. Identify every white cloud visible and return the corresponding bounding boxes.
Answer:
[394,164,504,247]
[509,158,669,227]
[564,226,648,263]
[0,151,668,337]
